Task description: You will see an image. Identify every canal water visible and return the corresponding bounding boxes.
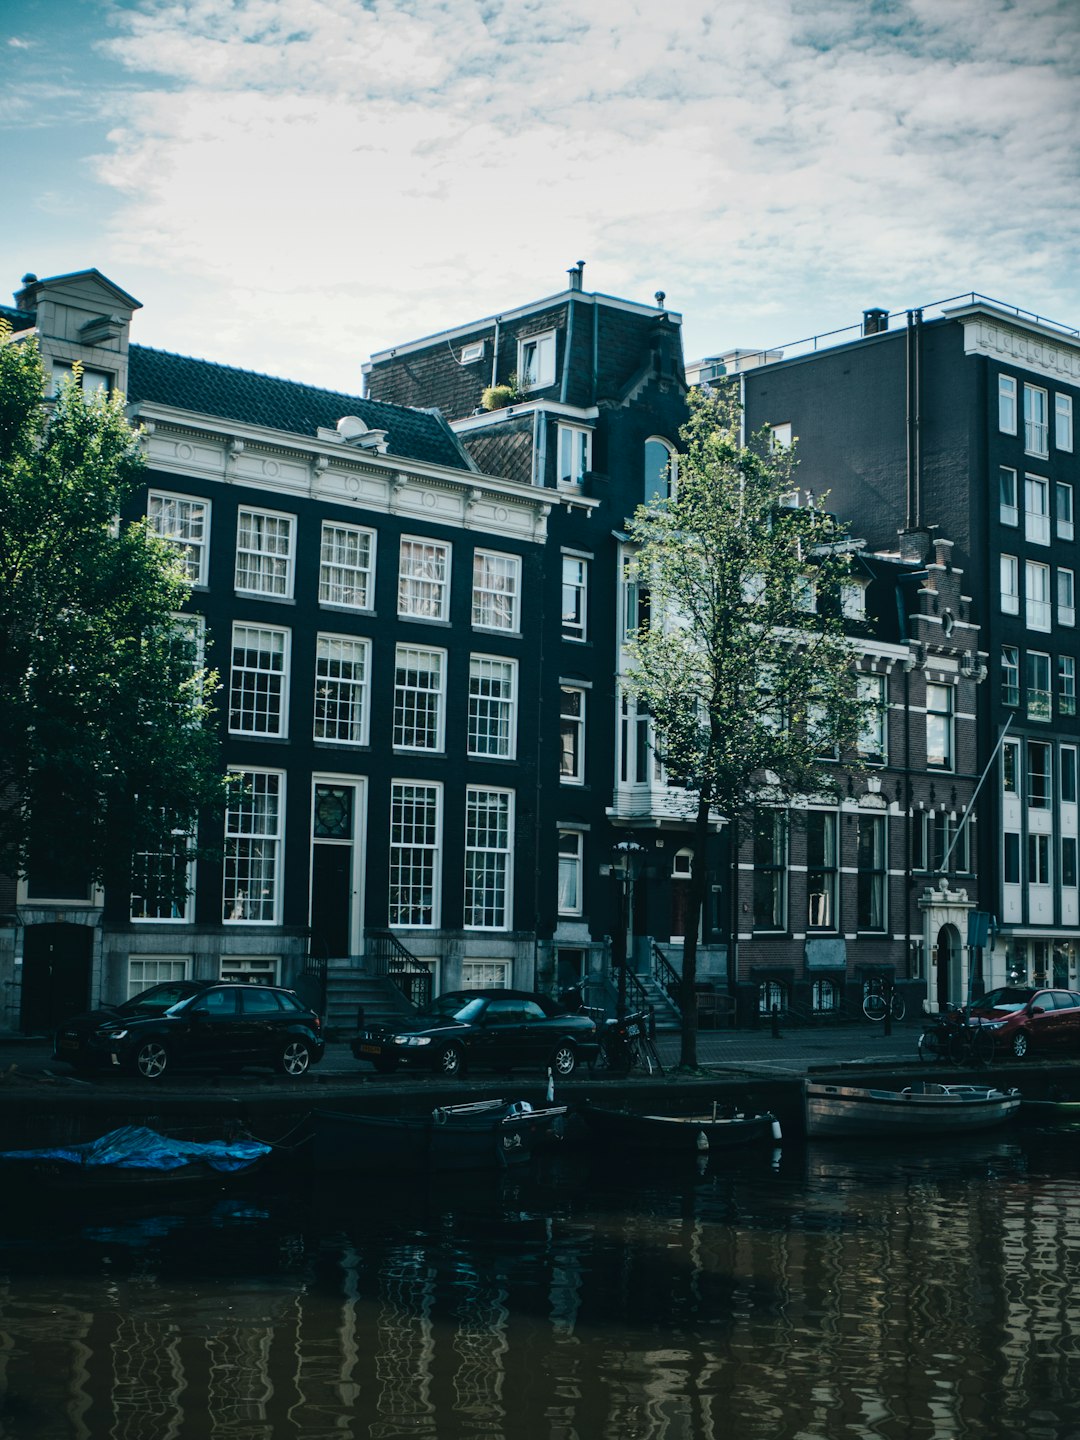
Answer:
[1,1124,1079,1440]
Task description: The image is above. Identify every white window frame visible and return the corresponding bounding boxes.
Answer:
[1056,392,1074,453]
[1059,654,1076,717]
[998,466,1018,527]
[1058,568,1075,627]
[794,576,817,613]
[558,424,591,488]
[1027,651,1051,722]
[148,491,211,586]
[644,436,678,501]
[393,645,446,752]
[999,374,1017,434]
[398,537,451,621]
[127,956,191,999]
[1000,553,1019,615]
[223,768,284,924]
[468,655,517,759]
[472,550,521,632]
[925,683,954,771]
[1024,474,1050,545]
[856,673,887,762]
[1026,560,1052,631]
[314,633,371,746]
[464,787,513,930]
[1002,645,1020,707]
[561,555,588,640]
[319,521,375,610]
[130,831,194,922]
[558,831,584,915]
[235,506,295,599]
[389,780,441,928]
[518,331,556,390]
[1056,482,1074,541]
[806,810,839,931]
[1024,383,1049,457]
[841,581,867,619]
[1002,736,1021,795]
[229,624,290,737]
[560,686,586,784]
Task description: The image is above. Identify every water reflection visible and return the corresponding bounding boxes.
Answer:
[1,1132,1079,1439]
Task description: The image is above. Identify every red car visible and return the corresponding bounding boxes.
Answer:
[969,986,1080,1059]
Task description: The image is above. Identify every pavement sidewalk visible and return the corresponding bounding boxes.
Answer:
[0,1018,923,1086]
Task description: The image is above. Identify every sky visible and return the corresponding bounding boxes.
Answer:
[2,0,1079,396]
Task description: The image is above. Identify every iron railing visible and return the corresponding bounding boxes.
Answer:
[367,930,433,1010]
[651,943,683,1013]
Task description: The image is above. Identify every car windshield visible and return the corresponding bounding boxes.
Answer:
[972,987,1036,1014]
[419,996,488,1024]
[117,983,200,1017]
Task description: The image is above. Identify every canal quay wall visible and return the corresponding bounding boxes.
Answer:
[2,1026,1078,1154]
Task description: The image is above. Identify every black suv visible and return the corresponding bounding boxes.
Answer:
[54,980,325,1080]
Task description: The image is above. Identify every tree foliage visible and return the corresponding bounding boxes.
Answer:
[624,384,867,1066]
[0,326,226,902]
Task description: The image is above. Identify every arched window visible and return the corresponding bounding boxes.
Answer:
[758,979,787,1016]
[644,437,677,501]
[812,977,840,1013]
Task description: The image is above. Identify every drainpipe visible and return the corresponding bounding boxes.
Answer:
[905,309,923,530]
[490,317,501,390]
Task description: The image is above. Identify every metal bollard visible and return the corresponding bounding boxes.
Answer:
[771,1003,781,1040]
[884,995,892,1037]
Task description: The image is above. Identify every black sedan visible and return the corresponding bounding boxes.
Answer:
[351,989,600,1079]
[53,980,325,1080]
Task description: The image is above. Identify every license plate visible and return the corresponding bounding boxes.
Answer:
[357,1043,382,1056]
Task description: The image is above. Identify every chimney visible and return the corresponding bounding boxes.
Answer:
[567,261,585,292]
[862,308,889,336]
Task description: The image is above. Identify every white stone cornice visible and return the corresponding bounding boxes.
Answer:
[957,312,1080,385]
[129,403,550,544]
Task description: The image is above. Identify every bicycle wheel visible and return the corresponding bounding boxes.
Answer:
[890,992,907,1022]
[863,990,887,1022]
[971,1024,996,1067]
[945,1026,971,1066]
[918,1027,947,1063]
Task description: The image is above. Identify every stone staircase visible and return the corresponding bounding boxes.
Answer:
[323,969,416,1040]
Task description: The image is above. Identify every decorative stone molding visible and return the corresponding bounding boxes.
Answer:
[960,315,1080,385]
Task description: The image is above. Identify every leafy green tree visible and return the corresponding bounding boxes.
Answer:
[625,384,866,1068]
[0,326,226,909]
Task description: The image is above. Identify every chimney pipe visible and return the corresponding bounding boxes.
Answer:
[863,308,889,336]
[567,261,585,292]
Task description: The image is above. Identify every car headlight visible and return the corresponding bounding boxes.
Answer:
[392,1034,432,1047]
[103,1029,129,1041]
[976,1020,1005,1030]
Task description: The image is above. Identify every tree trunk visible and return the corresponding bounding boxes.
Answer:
[677,789,713,1069]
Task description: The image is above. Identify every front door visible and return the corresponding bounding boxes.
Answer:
[21,923,93,1033]
[936,925,959,1010]
[310,782,360,958]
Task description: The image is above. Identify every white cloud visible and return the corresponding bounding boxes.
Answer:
[34,0,1073,388]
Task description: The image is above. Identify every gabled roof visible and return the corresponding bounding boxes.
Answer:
[127,346,475,472]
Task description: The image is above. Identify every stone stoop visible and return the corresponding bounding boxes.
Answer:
[324,971,415,1040]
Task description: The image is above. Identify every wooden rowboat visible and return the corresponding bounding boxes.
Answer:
[805,1081,1021,1140]
[311,1099,568,1174]
[581,1100,782,1154]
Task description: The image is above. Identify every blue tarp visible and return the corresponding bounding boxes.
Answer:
[0,1124,270,1174]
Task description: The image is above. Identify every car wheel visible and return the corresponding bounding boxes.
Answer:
[551,1042,577,1078]
[134,1039,169,1081]
[278,1039,312,1077]
[1011,1030,1030,1060]
[437,1043,465,1078]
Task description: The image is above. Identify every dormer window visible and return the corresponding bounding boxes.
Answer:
[558,424,591,487]
[518,332,556,390]
[50,361,111,397]
[841,580,867,620]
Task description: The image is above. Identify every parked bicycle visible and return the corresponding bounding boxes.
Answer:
[862,978,906,1023]
[917,1004,996,1066]
[594,1009,663,1076]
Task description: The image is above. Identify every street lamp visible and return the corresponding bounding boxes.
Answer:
[610,841,645,1020]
